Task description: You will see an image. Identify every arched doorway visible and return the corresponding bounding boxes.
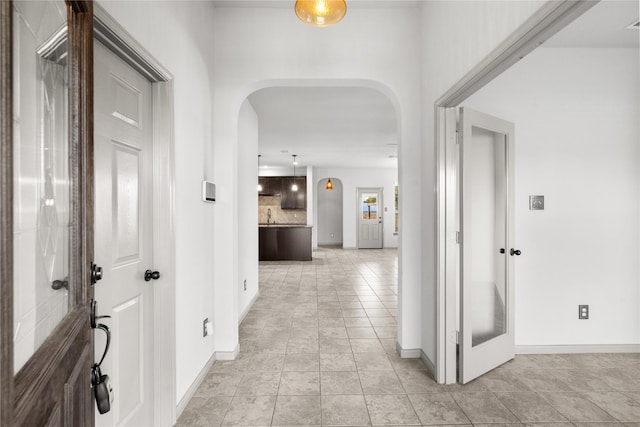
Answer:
[317,178,343,247]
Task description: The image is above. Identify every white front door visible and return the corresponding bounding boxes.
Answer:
[459,107,517,384]
[357,188,383,249]
[94,41,155,426]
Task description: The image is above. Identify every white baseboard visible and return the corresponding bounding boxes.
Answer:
[516,344,640,354]
[216,344,240,361]
[176,352,216,418]
[396,342,421,358]
[420,350,437,380]
[239,290,260,324]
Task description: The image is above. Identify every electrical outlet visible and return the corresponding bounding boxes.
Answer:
[579,305,589,319]
[203,318,209,336]
[243,279,247,291]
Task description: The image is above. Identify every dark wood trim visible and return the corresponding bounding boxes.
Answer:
[0,0,14,425]
[14,309,88,424]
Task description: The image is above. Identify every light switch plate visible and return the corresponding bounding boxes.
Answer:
[202,181,215,203]
[529,195,544,210]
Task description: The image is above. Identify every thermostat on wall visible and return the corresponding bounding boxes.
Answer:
[202,181,216,203]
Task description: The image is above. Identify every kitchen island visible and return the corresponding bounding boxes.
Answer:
[259,224,312,261]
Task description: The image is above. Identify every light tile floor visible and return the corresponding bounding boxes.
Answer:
[177,248,640,426]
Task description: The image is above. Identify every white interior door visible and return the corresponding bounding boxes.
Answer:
[357,188,383,249]
[459,107,516,384]
[94,41,155,426]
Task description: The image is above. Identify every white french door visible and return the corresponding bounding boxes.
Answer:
[459,107,517,384]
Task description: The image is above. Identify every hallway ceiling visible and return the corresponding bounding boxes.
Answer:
[248,87,398,169]
[236,0,636,171]
[544,0,639,48]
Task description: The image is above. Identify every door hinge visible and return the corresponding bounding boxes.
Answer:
[455,130,461,144]
[456,231,461,244]
[456,331,460,344]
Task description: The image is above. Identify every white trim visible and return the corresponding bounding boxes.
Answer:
[239,290,260,324]
[175,352,216,419]
[516,344,640,354]
[420,350,437,381]
[435,0,600,385]
[216,344,241,361]
[396,343,421,358]
[93,4,177,426]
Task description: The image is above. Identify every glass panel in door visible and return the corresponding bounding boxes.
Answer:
[362,193,378,220]
[469,127,507,348]
[12,0,72,373]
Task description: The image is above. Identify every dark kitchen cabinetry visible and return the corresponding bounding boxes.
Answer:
[258,177,282,196]
[258,176,306,210]
[259,226,312,261]
[281,177,306,209]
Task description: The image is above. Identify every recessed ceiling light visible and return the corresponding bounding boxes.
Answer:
[280,149,289,153]
[388,154,398,159]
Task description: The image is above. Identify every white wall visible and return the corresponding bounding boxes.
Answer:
[465,48,640,346]
[237,100,260,320]
[96,0,217,403]
[213,5,422,353]
[314,168,398,249]
[420,0,546,363]
[317,178,344,246]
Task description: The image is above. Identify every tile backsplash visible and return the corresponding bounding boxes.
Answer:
[259,195,306,224]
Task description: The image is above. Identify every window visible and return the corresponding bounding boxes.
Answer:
[394,185,399,233]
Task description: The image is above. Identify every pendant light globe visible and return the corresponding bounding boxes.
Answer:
[295,0,347,27]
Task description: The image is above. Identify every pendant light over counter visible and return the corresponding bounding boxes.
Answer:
[326,178,333,190]
[295,0,347,27]
[291,155,298,192]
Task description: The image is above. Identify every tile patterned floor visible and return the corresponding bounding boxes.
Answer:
[177,248,640,426]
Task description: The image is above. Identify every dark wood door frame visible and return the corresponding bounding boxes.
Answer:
[1,1,95,425]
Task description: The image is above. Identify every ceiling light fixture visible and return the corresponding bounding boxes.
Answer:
[326,178,333,190]
[257,155,263,192]
[295,0,347,27]
[291,155,298,192]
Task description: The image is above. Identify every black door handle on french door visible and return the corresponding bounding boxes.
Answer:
[510,249,522,256]
[144,270,161,281]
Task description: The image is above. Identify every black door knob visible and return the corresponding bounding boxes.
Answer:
[499,248,505,254]
[510,248,522,256]
[144,270,161,281]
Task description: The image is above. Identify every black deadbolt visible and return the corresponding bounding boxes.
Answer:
[510,248,522,256]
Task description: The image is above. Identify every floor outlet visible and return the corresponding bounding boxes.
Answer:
[579,305,589,319]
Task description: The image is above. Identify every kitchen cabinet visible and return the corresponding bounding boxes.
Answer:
[258,176,306,210]
[259,226,312,261]
[281,177,306,209]
[258,177,282,195]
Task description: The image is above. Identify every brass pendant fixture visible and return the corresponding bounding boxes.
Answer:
[326,178,333,190]
[295,0,347,27]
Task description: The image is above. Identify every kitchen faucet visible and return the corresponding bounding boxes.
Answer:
[267,208,272,224]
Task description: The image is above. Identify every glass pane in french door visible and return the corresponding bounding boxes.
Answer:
[469,126,508,347]
[12,0,72,373]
